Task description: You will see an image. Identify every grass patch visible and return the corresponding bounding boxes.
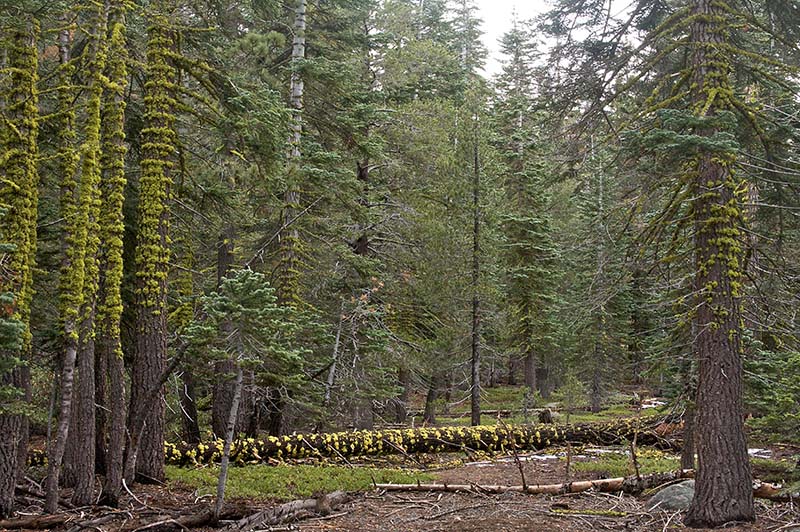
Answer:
[751,457,800,484]
[570,449,679,478]
[167,464,432,501]
[567,404,639,424]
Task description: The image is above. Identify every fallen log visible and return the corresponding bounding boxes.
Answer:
[0,514,75,530]
[374,469,795,501]
[221,490,350,532]
[164,415,680,466]
[376,470,694,496]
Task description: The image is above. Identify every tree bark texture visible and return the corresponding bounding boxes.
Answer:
[0,20,40,519]
[684,0,754,525]
[128,8,176,483]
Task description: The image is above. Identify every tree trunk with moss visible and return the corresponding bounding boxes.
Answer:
[0,19,40,519]
[128,4,177,484]
[96,3,129,505]
[44,22,83,513]
[64,4,108,504]
[683,0,754,525]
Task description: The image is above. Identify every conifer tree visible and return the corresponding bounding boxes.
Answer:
[494,20,559,394]
[0,17,40,519]
[45,17,83,512]
[129,0,178,483]
[97,0,129,506]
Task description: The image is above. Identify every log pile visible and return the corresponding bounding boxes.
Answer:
[164,415,680,466]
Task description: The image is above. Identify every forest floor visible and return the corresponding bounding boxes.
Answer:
[19,444,790,532]
[10,387,800,531]
[294,448,800,532]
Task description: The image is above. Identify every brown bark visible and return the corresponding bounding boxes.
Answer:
[178,367,201,444]
[0,370,23,518]
[95,341,107,475]
[422,374,439,425]
[393,367,410,423]
[69,325,97,505]
[98,343,125,506]
[683,0,754,526]
[523,350,536,393]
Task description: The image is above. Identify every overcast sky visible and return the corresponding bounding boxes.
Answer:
[475,0,550,76]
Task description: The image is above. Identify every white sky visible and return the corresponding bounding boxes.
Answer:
[475,0,551,76]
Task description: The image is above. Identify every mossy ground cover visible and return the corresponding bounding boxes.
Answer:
[166,464,432,501]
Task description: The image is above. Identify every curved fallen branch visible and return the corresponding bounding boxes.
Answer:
[164,415,681,466]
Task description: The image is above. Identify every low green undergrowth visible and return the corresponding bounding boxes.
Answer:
[166,464,432,501]
[570,449,679,478]
[751,457,800,484]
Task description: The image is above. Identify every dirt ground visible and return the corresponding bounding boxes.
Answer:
[296,451,799,532]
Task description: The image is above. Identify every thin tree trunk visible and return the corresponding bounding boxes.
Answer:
[179,367,201,444]
[214,364,243,521]
[44,24,79,515]
[95,343,107,475]
[470,125,481,427]
[523,350,536,393]
[96,2,129,506]
[681,401,695,470]
[323,305,344,408]
[394,367,410,423]
[98,342,125,506]
[423,374,439,425]
[70,326,97,505]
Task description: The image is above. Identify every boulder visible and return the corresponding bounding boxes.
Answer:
[646,480,695,511]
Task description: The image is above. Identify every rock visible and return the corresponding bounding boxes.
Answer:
[646,480,695,511]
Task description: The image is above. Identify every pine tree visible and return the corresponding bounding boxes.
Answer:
[128,0,177,483]
[97,0,129,506]
[0,17,40,519]
[494,19,559,394]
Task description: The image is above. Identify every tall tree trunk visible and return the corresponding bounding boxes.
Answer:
[97,4,129,506]
[470,125,481,427]
[69,4,108,503]
[129,5,176,483]
[684,0,754,525]
[277,0,307,309]
[0,19,40,519]
[45,24,81,513]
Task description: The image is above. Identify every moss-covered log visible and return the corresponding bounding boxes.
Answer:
[163,416,679,466]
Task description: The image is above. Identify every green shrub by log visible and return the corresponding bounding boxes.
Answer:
[165,415,679,466]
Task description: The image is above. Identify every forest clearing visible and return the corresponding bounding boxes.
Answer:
[1,0,799,529]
